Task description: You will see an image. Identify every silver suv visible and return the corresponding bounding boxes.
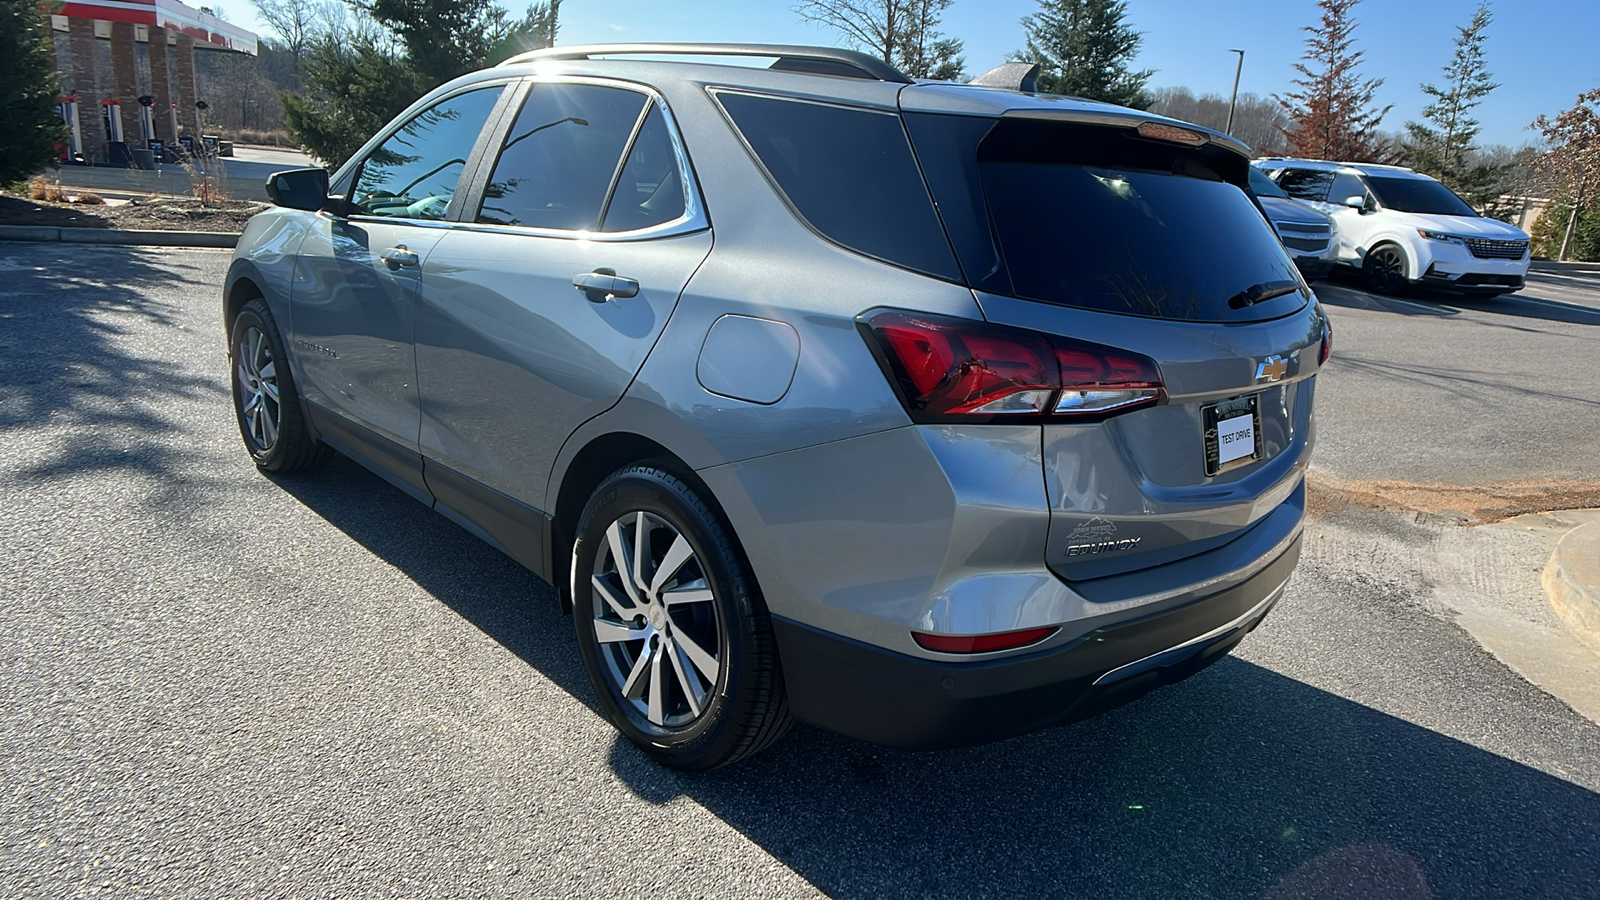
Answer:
[227,44,1327,769]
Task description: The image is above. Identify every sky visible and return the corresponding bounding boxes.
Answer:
[210,0,1599,149]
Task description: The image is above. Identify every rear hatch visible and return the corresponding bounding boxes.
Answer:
[900,93,1326,582]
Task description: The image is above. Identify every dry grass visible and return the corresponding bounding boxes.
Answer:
[1307,471,1600,524]
[28,176,67,203]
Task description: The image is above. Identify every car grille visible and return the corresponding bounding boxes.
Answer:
[1464,238,1528,260]
[1275,221,1330,254]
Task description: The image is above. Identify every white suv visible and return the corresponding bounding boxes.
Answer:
[1254,159,1530,297]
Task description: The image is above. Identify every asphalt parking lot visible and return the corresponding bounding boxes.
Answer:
[3,245,1599,898]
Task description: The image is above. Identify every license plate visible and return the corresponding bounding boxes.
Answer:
[1203,394,1261,475]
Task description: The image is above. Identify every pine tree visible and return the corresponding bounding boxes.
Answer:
[1401,3,1498,188]
[282,26,432,167]
[1276,0,1391,162]
[1014,0,1153,109]
[0,0,68,185]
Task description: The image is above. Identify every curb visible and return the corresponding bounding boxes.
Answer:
[0,224,237,249]
[1544,520,1600,653]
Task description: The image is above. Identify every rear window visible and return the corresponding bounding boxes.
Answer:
[1275,168,1335,202]
[1248,166,1288,199]
[909,114,1305,323]
[716,92,960,281]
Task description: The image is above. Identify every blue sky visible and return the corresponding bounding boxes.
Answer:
[218,0,1598,148]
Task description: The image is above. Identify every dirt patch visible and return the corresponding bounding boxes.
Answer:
[1307,471,1600,524]
[0,194,263,233]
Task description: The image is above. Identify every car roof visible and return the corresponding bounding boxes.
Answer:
[1254,157,1433,180]
[477,43,1253,158]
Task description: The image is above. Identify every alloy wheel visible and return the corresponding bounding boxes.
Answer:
[1369,247,1406,293]
[235,326,281,452]
[589,511,723,728]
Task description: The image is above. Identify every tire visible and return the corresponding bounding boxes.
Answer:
[571,464,792,770]
[229,298,331,473]
[1362,244,1410,295]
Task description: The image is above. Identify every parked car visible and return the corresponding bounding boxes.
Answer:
[1248,165,1338,280]
[1254,158,1530,296]
[228,44,1327,770]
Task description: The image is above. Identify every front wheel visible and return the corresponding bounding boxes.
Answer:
[229,298,330,473]
[571,465,792,770]
[1362,244,1410,295]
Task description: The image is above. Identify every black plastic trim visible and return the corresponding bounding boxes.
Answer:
[423,459,551,579]
[305,402,432,506]
[771,532,1300,750]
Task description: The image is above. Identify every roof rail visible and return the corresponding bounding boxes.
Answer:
[497,42,914,84]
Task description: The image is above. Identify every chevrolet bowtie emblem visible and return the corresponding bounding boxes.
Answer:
[1256,355,1289,382]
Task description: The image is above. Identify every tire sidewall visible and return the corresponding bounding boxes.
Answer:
[1364,244,1409,294]
[570,469,755,765]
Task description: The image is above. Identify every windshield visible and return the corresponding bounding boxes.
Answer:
[1365,175,1478,217]
[1248,166,1289,199]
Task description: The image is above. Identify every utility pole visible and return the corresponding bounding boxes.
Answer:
[1225,49,1245,136]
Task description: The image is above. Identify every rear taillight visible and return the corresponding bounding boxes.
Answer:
[861,309,1164,423]
[1319,321,1332,365]
[913,626,1059,654]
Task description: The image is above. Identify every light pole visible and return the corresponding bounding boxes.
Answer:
[1225,49,1245,136]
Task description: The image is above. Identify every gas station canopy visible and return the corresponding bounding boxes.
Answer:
[55,0,258,55]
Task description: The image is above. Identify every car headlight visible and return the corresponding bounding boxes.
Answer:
[1417,229,1464,243]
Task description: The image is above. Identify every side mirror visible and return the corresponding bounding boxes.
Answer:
[265,167,330,211]
[1342,195,1367,212]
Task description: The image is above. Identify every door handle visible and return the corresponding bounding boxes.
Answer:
[573,268,640,303]
[380,245,419,268]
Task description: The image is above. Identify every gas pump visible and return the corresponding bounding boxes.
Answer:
[59,94,83,162]
[101,98,124,143]
[137,95,156,145]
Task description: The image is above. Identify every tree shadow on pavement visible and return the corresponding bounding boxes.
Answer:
[1316,274,1600,328]
[0,246,225,508]
[275,457,1600,900]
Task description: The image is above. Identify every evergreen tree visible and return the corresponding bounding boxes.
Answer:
[1014,0,1152,109]
[1401,3,1498,188]
[281,27,431,167]
[0,0,68,185]
[357,0,499,84]
[1276,0,1391,162]
[486,0,562,66]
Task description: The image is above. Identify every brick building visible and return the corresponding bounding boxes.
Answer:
[44,0,258,164]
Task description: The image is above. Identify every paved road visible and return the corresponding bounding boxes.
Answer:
[3,245,1599,898]
[1311,264,1600,486]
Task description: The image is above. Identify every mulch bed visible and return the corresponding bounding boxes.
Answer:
[0,194,265,233]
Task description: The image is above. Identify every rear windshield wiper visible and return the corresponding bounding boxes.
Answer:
[1227,280,1304,309]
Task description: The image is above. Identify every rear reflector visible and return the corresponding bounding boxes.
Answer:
[861,309,1164,423]
[913,626,1059,654]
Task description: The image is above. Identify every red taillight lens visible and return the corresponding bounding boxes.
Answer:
[913,626,1059,654]
[862,309,1164,422]
[1319,322,1332,365]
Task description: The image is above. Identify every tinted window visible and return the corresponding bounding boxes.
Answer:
[601,106,687,232]
[1275,168,1335,202]
[1328,173,1367,206]
[478,84,647,230]
[1248,166,1288,199]
[1366,175,1478,216]
[351,88,502,220]
[718,92,960,281]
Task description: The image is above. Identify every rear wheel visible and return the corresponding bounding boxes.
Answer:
[230,298,330,473]
[1362,244,1410,295]
[571,465,791,770]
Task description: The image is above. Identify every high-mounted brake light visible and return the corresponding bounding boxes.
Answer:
[861,310,1164,423]
[1135,121,1208,147]
[913,626,1059,654]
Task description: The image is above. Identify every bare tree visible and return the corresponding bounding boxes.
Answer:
[794,0,964,79]
[251,0,321,69]
[1147,87,1291,155]
[1532,89,1600,261]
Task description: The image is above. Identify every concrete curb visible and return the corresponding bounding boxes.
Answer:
[0,224,237,249]
[1544,520,1600,653]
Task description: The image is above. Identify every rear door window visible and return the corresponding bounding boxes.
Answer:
[350,87,504,220]
[716,92,960,281]
[1275,168,1335,202]
[477,83,649,230]
[601,106,687,232]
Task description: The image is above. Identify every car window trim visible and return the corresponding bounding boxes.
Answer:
[450,74,710,243]
[334,79,520,228]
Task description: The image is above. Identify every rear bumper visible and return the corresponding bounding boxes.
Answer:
[773,531,1300,750]
[1293,256,1335,280]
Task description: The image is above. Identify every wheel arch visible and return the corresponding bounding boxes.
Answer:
[223,260,268,342]
[1365,237,1420,281]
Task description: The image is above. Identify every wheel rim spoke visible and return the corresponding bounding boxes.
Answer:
[673,627,720,685]
[631,510,648,595]
[605,519,644,606]
[648,534,694,599]
[662,586,713,607]
[594,618,645,644]
[665,636,703,718]
[646,643,666,725]
[591,574,638,620]
[620,643,652,699]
